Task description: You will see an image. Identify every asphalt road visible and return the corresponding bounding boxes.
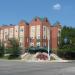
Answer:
[0,60,75,75]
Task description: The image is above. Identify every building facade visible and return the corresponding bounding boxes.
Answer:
[0,17,61,53]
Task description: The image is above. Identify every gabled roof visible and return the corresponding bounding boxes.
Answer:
[53,21,61,26]
[19,20,29,25]
[53,21,61,28]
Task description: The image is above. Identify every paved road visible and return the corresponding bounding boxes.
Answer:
[0,60,75,75]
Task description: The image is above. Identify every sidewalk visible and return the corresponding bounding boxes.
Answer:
[21,59,71,63]
[0,58,73,63]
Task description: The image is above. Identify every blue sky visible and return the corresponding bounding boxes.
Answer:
[0,0,75,27]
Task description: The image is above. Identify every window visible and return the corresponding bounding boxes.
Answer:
[57,37,60,45]
[30,26,35,39]
[36,42,40,47]
[5,35,8,39]
[20,29,23,32]
[44,27,45,31]
[37,35,40,39]
[30,42,34,47]
[58,30,61,37]
[43,42,46,47]
[30,37,34,39]
[9,28,13,33]
[43,26,46,31]
[43,35,46,39]
[19,42,24,47]
[20,37,24,42]
[5,32,7,34]
[16,30,17,32]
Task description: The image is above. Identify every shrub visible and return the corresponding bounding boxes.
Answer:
[28,47,49,54]
[57,50,75,60]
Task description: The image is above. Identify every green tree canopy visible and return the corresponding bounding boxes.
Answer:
[58,26,75,59]
[59,26,75,52]
[6,38,21,59]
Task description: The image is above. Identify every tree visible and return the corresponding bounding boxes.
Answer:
[0,42,5,57]
[6,38,21,59]
[58,26,75,59]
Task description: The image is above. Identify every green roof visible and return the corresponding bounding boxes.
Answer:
[34,16,45,21]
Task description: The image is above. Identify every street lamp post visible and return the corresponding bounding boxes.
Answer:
[48,37,50,60]
[47,28,50,60]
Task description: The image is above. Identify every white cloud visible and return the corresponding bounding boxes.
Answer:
[53,3,61,10]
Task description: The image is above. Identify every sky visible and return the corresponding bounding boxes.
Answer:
[0,0,75,27]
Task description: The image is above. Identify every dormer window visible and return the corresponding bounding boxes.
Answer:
[35,18,37,21]
[46,18,48,22]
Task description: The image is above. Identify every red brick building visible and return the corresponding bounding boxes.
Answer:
[29,17,61,53]
[0,17,61,53]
